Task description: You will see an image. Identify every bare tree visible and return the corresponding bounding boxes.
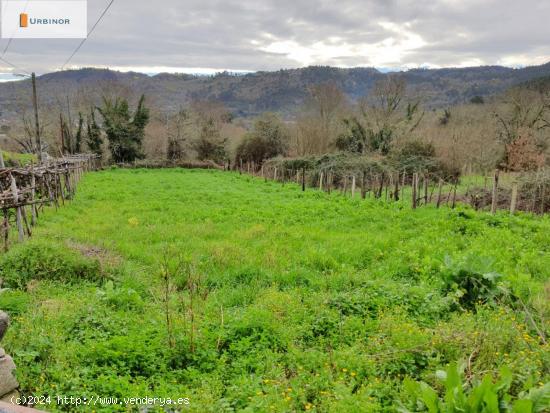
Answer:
[293,82,346,155]
[351,75,424,154]
[166,109,190,161]
[494,87,550,170]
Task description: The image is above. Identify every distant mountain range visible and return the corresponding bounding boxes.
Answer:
[1,62,550,122]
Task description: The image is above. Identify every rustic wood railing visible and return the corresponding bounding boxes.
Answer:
[0,154,100,251]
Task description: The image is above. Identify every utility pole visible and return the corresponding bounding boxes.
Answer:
[31,72,42,162]
[59,113,65,155]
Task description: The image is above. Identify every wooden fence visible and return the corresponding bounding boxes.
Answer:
[0,154,99,251]
[234,162,548,215]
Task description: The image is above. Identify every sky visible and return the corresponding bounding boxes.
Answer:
[0,0,549,79]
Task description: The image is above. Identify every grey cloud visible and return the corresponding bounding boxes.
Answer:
[0,0,548,74]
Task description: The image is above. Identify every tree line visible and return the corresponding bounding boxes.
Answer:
[2,74,549,176]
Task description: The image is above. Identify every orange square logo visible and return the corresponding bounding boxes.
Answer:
[19,13,28,28]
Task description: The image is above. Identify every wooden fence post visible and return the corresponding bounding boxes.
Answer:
[423,174,429,205]
[491,170,499,214]
[394,173,399,201]
[436,178,443,208]
[319,171,323,191]
[412,173,418,209]
[351,175,356,198]
[30,169,37,226]
[10,174,24,242]
[2,209,8,251]
[57,172,65,205]
[540,183,546,215]
[342,175,348,195]
[451,181,457,209]
[510,182,518,215]
[274,167,278,181]
[377,173,384,199]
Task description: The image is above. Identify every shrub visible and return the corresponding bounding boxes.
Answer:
[0,241,103,289]
[96,281,143,310]
[235,113,288,165]
[82,334,167,377]
[399,363,550,412]
[470,95,485,104]
[441,256,510,311]
[390,140,460,180]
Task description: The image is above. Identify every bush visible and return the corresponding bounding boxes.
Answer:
[235,113,288,165]
[0,241,103,289]
[0,290,31,315]
[390,140,460,180]
[399,363,550,412]
[96,281,143,310]
[1,151,37,167]
[441,256,510,311]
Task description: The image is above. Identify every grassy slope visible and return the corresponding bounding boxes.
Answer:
[1,169,549,412]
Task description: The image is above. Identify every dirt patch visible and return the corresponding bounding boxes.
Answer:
[67,242,122,269]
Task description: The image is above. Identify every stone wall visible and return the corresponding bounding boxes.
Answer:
[0,311,18,402]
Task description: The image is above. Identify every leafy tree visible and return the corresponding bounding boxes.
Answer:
[97,94,149,163]
[235,112,288,164]
[335,117,368,154]
[85,108,103,158]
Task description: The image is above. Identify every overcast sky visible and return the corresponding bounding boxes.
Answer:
[0,0,549,77]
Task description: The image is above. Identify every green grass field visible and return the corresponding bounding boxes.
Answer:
[1,169,549,412]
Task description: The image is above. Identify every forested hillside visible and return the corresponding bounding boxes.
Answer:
[1,62,550,121]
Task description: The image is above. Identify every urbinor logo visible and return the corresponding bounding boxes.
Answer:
[2,1,87,39]
[19,12,71,28]
[19,13,28,27]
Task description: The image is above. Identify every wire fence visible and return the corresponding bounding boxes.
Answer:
[231,161,549,216]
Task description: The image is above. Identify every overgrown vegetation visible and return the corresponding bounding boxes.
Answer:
[0,150,37,166]
[97,94,150,163]
[0,169,548,412]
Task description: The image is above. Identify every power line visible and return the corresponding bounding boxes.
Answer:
[0,55,30,76]
[61,0,115,70]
